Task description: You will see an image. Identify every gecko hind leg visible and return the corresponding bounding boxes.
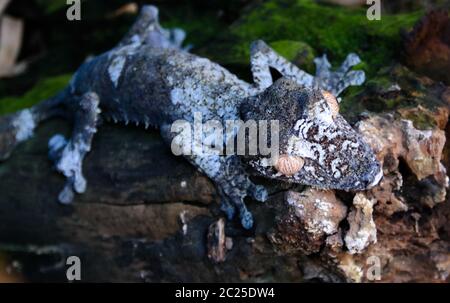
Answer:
[119,5,187,50]
[48,92,100,204]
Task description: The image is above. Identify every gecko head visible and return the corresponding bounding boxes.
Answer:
[239,77,382,191]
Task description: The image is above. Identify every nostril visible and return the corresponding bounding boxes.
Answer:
[361,174,373,186]
[362,174,371,183]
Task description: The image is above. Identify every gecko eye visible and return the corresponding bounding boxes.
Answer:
[274,154,304,176]
[322,90,339,118]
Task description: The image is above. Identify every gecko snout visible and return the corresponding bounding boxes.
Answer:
[274,154,304,176]
[362,161,383,189]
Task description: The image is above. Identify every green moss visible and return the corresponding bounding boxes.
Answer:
[339,62,449,122]
[341,73,407,119]
[35,0,68,14]
[339,86,365,115]
[366,77,395,92]
[401,110,437,130]
[159,4,226,51]
[206,0,422,77]
[0,74,72,115]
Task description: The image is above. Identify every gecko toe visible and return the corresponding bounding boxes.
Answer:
[58,182,75,204]
[220,198,236,220]
[240,209,254,230]
[48,134,68,161]
[73,173,87,193]
[251,185,268,202]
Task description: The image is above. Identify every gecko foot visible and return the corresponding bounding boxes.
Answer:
[216,179,266,229]
[313,53,365,96]
[214,156,269,229]
[48,92,100,204]
[217,181,254,229]
[48,134,87,204]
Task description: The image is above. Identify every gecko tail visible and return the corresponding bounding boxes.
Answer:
[0,89,68,161]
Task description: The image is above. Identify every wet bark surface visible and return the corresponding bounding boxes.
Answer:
[0,115,449,282]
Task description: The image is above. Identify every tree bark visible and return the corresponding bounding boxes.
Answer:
[0,114,449,282]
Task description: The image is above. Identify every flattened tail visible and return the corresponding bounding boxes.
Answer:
[0,88,69,161]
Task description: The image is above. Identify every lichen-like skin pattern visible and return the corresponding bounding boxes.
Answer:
[0,5,381,229]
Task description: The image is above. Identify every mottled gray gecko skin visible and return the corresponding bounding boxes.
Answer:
[0,5,381,229]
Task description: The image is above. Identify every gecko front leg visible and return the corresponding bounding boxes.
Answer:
[194,154,267,229]
[313,53,365,96]
[48,92,100,204]
[250,40,314,91]
[249,40,365,96]
[161,124,267,229]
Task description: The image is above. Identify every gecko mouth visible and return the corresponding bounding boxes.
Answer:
[367,166,383,189]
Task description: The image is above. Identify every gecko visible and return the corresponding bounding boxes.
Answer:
[0,5,382,229]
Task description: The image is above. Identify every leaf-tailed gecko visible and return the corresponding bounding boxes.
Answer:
[0,5,382,229]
